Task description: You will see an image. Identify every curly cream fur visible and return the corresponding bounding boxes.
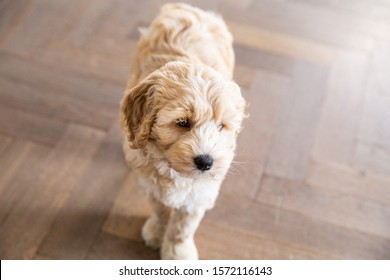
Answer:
[120,3,245,260]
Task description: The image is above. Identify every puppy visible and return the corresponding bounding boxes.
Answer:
[120,3,245,260]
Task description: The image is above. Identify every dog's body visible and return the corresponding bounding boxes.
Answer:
[120,3,245,259]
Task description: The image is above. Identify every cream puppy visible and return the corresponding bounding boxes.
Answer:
[120,3,245,259]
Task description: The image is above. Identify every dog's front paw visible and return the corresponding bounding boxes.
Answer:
[161,239,198,260]
[141,216,164,249]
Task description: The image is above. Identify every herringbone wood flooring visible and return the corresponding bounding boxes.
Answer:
[1,0,390,259]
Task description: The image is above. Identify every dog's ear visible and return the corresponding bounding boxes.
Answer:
[225,81,247,134]
[227,81,246,114]
[120,78,157,149]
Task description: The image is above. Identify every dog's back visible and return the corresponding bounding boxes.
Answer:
[131,3,235,84]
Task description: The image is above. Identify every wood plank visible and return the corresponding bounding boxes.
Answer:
[205,193,390,259]
[312,50,368,165]
[0,124,105,259]
[1,0,85,55]
[197,222,334,259]
[39,44,130,85]
[79,0,141,59]
[0,139,32,194]
[355,41,390,175]
[0,104,66,147]
[0,134,11,156]
[102,172,150,242]
[0,76,117,131]
[86,232,159,260]
[83,33,137,61]
[234,44,295,75]
[222,70,290,197]
[354,141,390,176]
[60,0,114,48]
[289,0,390,23]
[228,21,333,63]
[0,141,50,227]
[0,0,33,44]
[265,61,328,180]
[33,254,51,260]
[233,64,256,90]
[257,174,390,238]
[306,160,390,207]
[357,42,390,146]
[37,121,128,259]
[283,1,390,40]
[0,52,122,110]
[224,0,253,9]
[221,0,376,50]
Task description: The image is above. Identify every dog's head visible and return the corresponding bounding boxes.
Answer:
[121,61,245,179]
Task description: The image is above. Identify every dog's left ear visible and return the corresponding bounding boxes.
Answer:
[225,81,247,134]
[227,81,246,114]
[120,77,157,149]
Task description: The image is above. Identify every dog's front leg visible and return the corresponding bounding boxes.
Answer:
[161,207,205,260]
[142,195,171,249]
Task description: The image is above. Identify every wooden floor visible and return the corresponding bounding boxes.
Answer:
[1,0,390,260]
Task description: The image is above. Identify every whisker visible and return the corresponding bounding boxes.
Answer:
[226,164,244,176]
[230,160,263,175]
[231,160,262,165]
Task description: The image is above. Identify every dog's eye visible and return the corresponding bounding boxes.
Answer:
[177,119,190,128]
[218,123,225,131]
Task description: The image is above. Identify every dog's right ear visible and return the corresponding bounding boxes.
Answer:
[120,78,156,149]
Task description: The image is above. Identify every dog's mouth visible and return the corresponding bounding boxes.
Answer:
[177,169,219,180]
[166,158,224,180]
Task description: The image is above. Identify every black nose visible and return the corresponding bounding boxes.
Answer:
[193,154,213,171]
